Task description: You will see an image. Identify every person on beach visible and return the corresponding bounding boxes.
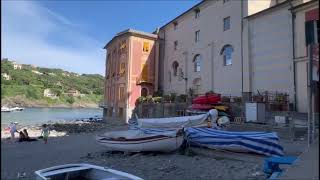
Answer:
[22,129,38,142]
[9,122,18,142]
[41,124,50,144]
[18,131,27,142]
[23,129,29,139]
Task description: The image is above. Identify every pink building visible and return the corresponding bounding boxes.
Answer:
[102,29,159,122]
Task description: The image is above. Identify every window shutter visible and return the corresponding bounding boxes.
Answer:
[305,21,315,45]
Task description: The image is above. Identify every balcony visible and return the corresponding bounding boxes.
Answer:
[136,76,153,85]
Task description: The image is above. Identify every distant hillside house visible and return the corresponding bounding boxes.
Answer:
[64,89,81,97]
[12,61,22,70]
[62,73,70,77]
[49,72,56,76]
[43,88,58,99]
[1,73,11,80]
[32,70,43,75]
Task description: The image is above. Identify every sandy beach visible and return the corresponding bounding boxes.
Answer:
[1,121,308,180]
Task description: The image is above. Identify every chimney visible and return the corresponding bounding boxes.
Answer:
[153,27,160,34]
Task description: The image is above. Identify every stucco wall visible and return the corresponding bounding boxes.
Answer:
[161,0,244,96]
[248,4,295,101]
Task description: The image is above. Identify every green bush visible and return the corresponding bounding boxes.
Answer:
[170,93,176,102]
[152,96,163,103]
[146,95,153,103]
[66,96,75,104]
[26,88,40,99]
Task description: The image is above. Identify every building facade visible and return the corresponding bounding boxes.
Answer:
[103,0,318,122]
[291,1,319,112]
[103,29,158,122]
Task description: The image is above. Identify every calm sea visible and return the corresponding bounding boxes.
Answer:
[1,107,102,128]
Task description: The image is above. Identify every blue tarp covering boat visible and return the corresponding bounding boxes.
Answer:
[184,127,284,157]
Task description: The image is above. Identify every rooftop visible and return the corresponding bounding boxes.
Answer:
[104,28,158,49]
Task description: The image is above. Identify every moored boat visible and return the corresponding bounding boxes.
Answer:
[136,109,218,129]
[184,127,284,156]
[1,106,12,112]
[96,129,184,152]
[1,106,24,112]
[11,107,24,111]
[35,163,143,180]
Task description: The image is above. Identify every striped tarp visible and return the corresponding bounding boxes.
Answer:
[184,127,284,157]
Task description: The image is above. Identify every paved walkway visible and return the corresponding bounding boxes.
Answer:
[280,137,319,180]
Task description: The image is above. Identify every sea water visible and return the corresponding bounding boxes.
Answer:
[1,107,102,128]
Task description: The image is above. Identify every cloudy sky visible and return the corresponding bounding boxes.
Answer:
[1,0,199,75]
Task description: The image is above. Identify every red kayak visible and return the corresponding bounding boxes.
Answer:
[190,104,212,110]
[192,94,221,104]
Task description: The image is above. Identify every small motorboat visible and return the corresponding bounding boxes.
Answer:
[10,107,24,111]
[35,163,143,180]
[1,106,24,112]
[96,129,184,152]
[1,106,12,112]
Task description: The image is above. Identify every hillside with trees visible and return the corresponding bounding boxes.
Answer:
[1,59,104,107]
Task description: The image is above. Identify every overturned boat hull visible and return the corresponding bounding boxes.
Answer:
[184,127,284,157]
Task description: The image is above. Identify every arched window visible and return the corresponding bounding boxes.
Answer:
[220,45,233,66]
[141,87,148,97]
[193,78,201,95]
[172,61,179,76]
[193,54,201,72]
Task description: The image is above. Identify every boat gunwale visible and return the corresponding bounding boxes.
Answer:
[96,136,179,145]
[34,163,144,180]
[96,134,171,142]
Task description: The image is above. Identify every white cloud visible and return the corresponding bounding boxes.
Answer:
[1,0,105,75]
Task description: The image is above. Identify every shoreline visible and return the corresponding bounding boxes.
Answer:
[1,119,126,140]
[1,104,100,109]
[1,106,101,109]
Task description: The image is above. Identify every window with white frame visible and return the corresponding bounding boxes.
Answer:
[223,17,230,31]
[173,21,178,30]
[195,30,200,43]
[221,45,233,66]
[195,8,200,19]
[193,78,201,95]
[193,54,201,72]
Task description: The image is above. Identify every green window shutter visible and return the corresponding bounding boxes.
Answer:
[305,21,314,46]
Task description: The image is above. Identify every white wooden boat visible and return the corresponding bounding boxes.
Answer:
[96,129,184,152]
[136,109,218,129]
[35,163,143,180]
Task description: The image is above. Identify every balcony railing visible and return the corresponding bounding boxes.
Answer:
[136,76,153,85]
